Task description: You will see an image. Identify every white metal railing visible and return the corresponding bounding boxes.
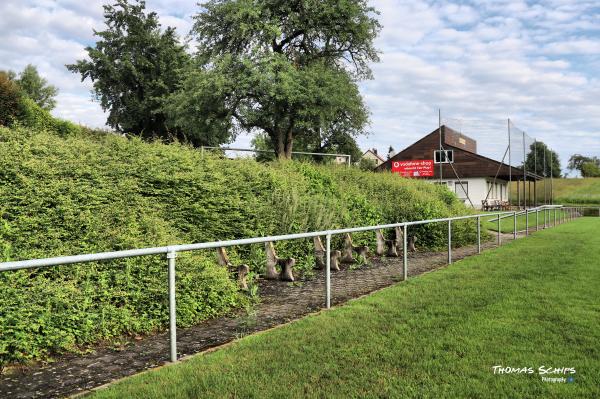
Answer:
[200,146,352,165]
[0,205,587,363]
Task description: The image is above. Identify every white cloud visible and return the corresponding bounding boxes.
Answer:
[544,39,600,55]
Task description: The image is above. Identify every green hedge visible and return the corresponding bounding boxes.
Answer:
[0,126,478,366]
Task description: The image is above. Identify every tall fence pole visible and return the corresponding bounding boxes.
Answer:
[167,251,177,363]
[403,225,408,280]
[508,119,512,206]
[513,211,517,239]
[325,234,331,309]
[439,109,443,184]
[550,151,554,205]
[536,209,539,231]
[543,146,547,205]
[525,209,529,236]
[477,216,481,254]
[448,220,452,264]
[534,139,537,206]
[523,131,527,209]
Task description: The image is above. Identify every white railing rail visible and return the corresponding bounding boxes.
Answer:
[0,205,588,362]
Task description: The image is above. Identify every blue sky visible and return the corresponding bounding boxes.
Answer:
[1,0,599,173]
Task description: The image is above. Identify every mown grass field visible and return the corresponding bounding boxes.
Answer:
[483,209,569,233]
[511,178,600,205]
[91,218,600,399]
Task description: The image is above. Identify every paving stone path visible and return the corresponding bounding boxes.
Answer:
[0,232,524,398]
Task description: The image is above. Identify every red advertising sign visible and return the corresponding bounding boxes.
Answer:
[392,160,434,177]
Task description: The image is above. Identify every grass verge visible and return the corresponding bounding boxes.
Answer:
[91,218,600,399]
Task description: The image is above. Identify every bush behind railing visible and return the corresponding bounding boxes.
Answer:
[0,126,480,366]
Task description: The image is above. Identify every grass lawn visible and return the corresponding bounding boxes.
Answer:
[91,218,600,399]
[483,209,569,233]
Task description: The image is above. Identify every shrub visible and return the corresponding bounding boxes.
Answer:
[18,97,56,131]
[16,97,82,137]
[0,126,480,366]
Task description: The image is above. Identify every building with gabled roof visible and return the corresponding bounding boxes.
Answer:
[376,126,542,208]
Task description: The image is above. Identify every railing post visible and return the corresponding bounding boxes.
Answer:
[536,209,539,231]
[477,216,481,254]
[544,209,547,228]
[403,225,408,281]
[325,233,331,309]
[525,209,529,236]
[448,220,452,264]
[554,208,556,226]
[513,211,517,240]
[167,250,177,363]
[497,215,501,246]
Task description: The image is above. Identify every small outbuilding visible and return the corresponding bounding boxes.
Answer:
[376,126,542,209]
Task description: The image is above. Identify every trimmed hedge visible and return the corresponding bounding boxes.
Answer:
[0,126,478,366]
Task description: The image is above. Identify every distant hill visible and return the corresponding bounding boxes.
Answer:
[510,178,600,205]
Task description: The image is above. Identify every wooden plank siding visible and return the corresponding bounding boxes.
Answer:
[376,126,542,181]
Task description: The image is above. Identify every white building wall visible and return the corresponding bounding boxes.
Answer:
[431,178,508,209]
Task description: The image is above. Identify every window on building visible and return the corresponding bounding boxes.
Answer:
[434,150,454,163]
[455,181,468,199]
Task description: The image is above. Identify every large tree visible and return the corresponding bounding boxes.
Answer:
[525,141,561,178]
[568,154,600,177]
[167,0,380,159]
[67,0,190,140]
[16,65,58,111]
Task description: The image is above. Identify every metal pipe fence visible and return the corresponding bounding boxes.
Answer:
[200,146,352,166]
[0,205,589,363]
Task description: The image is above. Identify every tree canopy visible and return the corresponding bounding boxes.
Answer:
[16,65,58,111]
[166,0,380,158]
[525,141,561,178]
[67,0,190,140]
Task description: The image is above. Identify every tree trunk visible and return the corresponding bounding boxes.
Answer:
[283,120,295,160]
[275,130,286,160]
[273,122,294,160]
